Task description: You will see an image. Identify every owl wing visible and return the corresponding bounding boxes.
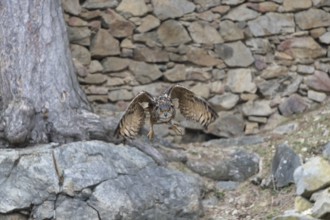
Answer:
[167,85,218,128]
[115,91,155,138]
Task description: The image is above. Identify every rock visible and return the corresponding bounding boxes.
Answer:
[297,65,315,75]
[62,0,82,15]
[108,89,133,101]
[190,83,210,99]
[208,93,239,110]
[90,29,120,58]
[257,79,280,98]
[0,214,27,220]
[68,17,89,27]
[70,44,91,65]
[215,181,240,191]
[31,200,54,220]
[222,0,245,5]
[224,4,259,21]
[101,9,135,38]
[194,0,221,10]
[226,68,257,93]
[279,94,309,116]
[219,20,244,42]
[272,122,299,135]
[186,67,212,81]
[310,188,330,219]
[188,21,223,44]
[87,59,104,73]
[207,113,245,138]
[79,73,107,85]
[319,32,330,44]
[73,59,89,77]
[260,64,288,79]
[67,27,91,45]
[133,46,169,63]
[106,78,125,87]
[129,61,163,84]
[84,86,109,95]
[294,157,330,197]
[204,135,265,148]
[152,0,196,20]
[187,47,222,67]
[248,13,294,37]
[283,0,312,11]
[0,144,59,213]
[186,147,259,181]
[215,41,254,67]
[246,2,279,13]
[246,38,271,54]
[272,144,301,188]
[273,212,318,220]
[102,57,129,72]
[323,142,330,160]
[305,71,330,92]
[116,0,148,17]
[307,90,327,103]
[157,20,191,47]
[82,0,118,9]
[277,37,326,61]
[137,15,160,33]
[164,64,187,82]
[242,100,274,117]
[295,8,330,30]
[295,196,313,212]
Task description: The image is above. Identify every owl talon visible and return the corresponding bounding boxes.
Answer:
[170,124,183,136]
[147,129,154,140]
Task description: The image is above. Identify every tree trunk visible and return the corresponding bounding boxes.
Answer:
[0,0,108,146]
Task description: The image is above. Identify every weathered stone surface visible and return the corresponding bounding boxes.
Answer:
[257,79,280,98]
[82,0,118,9]
[242,100,274,117]
[310,188,330,219]
[272,144,301,188]
[215,41,254,67]
[222,0,245,5]
[295,196,313,213]
[305,71,330,92]
[279,94,309,116]
[68,17,89,27]
[297,65,315,75]
[247,2,279,13]
[224,4,259,21]
[62,0,82,15]
[157,20,191,47]
[73,59,89,77]
[261,64,288,79]
[248,13,294,37]
[208,113,245,138]
[152,0,195,20]
[164,64,187,82]
[190,83,210,99]
[88,60,104,73]
[0,145,59,213]
[323,142,330,160]
[90,29,120,58]
[277,37,326,61]
[246,38,271,54]
[319,32,330,44]
[307,90,327,103]
[67,27,91,45]
[133,46,169,63]
[101,9,135,38]
[186,67,212,81]
[295,8,330,30]
[194,0,221,10]
[188,21,223,44]
[208,93,239,110]
[102,57,130,72]
[219,20,244,42]
[294,157,330,197]
[116,0,148,16]
[79,73,107,84]
[108,89,133,101]
[71,44,91,65]
[129,61,163,84]
[187,47,222,67]
[283,0,312,11]
[137,15,160,33]
[227,68,257,93]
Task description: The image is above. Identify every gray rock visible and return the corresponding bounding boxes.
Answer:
[133,46,169,63]
[260,64,288,79]
[0,144,59,213]
[193,0,221,10]
[319,32,330,44]
[70,44,91,65]
[294,157,330,197]
[257,79,280,98]
[219,20,244,42]
[102,57,130,72]
[208,93,239,110]
[272,144,301,188]
[248,13,294,37]
[224,4,259,21]
[305,71,330,92]
[216,181,240,191]
[32,200,55,220]
[307,90,327,103]
[116,0,148,17]
[101,9,135,38]
[157,20,191,47]
[90,29,120,58]
[62,0,82,15]
[227,68,256,93]
[164,64,187,82]
[152,0,196,20]
[279,94,309,116]
[310,188,330,219]
[67,26,91,46]
[187,47,222,67]
[246,38,271,55]
[242,100,274,117]
[295,8,330,30]
[215,41,254,67]
[207,113,245,138]
[273,212,318,220]
[282,76,303,97]
[297,65,315,75]
[79,73,107,85]
[222,0,245,5]
[188,21,223,44]
[129,61,163,84]
[323,142,330,160]
[137,15,160,33]
[108,89,133,101]
[272,123,298,135]
[282,0,312,12]
[82,0,118,9]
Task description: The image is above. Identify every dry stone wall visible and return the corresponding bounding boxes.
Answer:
[63,0,330,139]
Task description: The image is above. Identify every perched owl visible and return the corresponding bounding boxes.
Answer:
[115,85,218,140]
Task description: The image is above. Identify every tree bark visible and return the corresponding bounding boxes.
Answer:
[0,0,108,146]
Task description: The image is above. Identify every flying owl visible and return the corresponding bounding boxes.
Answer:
[114,85,218,140]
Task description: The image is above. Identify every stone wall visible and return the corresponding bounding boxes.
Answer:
[63,0,330,140]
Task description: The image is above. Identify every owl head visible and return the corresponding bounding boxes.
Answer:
[154,95,175,122]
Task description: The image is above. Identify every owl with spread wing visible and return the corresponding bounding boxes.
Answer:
[115,85,218,140]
